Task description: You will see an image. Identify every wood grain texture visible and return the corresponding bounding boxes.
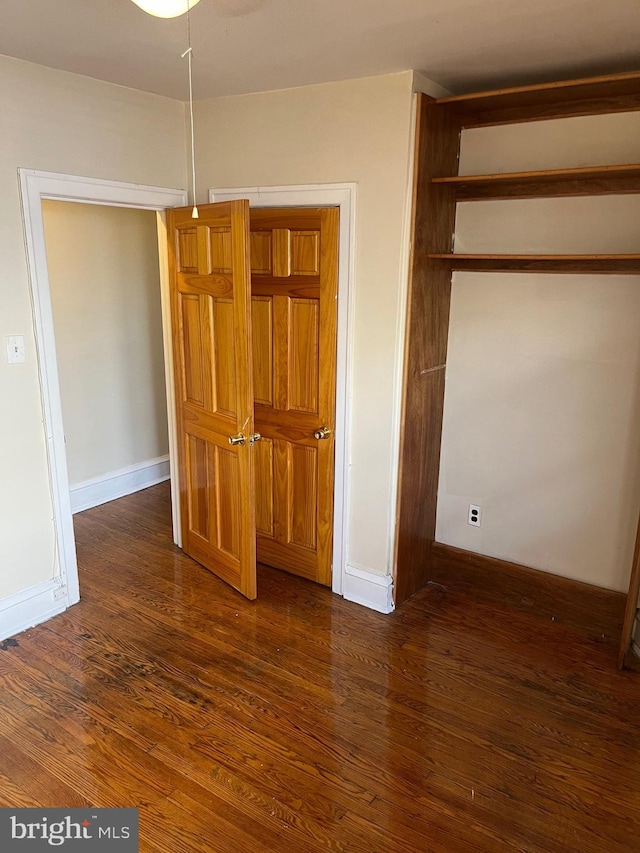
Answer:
[250,208,339,587]
[291,231,320,275]
[250,231,272,274]
[288,298,320,414]
[433,163,640,200]
[168,202,257,600]
[427,254,640,273]
[251,296,274,406]
[431,542,625,643]
[438,71,640,127]
[253,437,275,537]
[177,227,198,273]
[272,229,291,278]
[2,483,640,852]
[394,94,461,604]
[209,227,232,274]
[623,647,640,673]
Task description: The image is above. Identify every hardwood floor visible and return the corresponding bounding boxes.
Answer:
[2,483,640,852]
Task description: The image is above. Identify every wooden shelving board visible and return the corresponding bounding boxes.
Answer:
[432,164,640,200]
[428,253,640,273]
[437,71,640,127]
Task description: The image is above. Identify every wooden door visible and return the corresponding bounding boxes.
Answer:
[167,201,257,599]
[249,208,339,586]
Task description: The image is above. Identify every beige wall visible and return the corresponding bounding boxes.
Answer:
[9,52,634,607]
[0,55,186,601]
[193,72,417,576]
[42,201,169,486]
[437,113,640,592]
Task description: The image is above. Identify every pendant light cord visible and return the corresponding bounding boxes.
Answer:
[182,0,199,218]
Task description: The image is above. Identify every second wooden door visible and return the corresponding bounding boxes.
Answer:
[249,208,339,586]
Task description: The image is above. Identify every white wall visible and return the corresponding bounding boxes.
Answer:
[0,55,186,602]
[42,201,169,486]
[193,72,418,578]
[437,112,640,592]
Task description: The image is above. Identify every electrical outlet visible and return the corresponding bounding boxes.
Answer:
[468,504,482,527]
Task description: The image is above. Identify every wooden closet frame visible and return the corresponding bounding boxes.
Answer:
[393,71,640,669]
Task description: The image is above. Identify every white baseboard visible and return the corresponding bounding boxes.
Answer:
[0,579,70,642]
[70,455,170,514]
[343,564,395,614]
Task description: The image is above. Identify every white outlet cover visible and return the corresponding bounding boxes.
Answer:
[6,335,25,364]
[468,504,482,527]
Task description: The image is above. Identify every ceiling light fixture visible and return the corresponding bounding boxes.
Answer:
[130,0,201,18]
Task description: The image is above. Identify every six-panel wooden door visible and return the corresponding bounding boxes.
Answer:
[249,208,339,586]
[167,201,257,599]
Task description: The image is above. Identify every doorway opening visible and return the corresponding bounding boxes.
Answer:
[20,170,186,610]
[209,185,356,597]
[21,172,354,613]
[168,203,342,598]
[41,201,171,523]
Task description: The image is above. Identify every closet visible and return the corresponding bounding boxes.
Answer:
[393,71,640,668]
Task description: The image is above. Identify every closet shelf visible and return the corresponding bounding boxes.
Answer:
[437,71,640,127]
[432,164,640,200]
[427,254,640,273]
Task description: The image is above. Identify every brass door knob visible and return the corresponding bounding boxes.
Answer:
[314,426,332,440]
[249,432,261,446]
[228,432,246,446]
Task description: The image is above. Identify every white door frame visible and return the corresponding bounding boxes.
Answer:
[209,184,356,596]
[19,169,187,609]
[20,172,355,611]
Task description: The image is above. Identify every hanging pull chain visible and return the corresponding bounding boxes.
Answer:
[181,0,198,218]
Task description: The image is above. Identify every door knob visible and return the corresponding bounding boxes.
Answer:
[228,432,246,446]
[249,432,261,446]
[314,426,332,440]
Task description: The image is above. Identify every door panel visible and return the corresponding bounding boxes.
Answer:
[168,201,256,599]
[254,437,275,538]
[177,227,199,272]
[215,446,242,557]
[249,208,339,586]
[288,298,320,414]
[291,231,320,275]
[211,298,237,417]
[186,434,210,540]
[209,228,232,273]
[289,443,318,550]
[181,295,207,406]
[251,296,274,406]
[250,232,272,274]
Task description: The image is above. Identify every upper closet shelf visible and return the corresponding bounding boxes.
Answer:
[437,71,640,127]
[432,164,640,200]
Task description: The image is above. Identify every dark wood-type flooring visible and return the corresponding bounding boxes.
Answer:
[2,483,640,852]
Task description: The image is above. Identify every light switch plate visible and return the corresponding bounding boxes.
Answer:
[6,335,25,364]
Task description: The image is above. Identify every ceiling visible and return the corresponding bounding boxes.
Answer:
[1,0,639,101]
